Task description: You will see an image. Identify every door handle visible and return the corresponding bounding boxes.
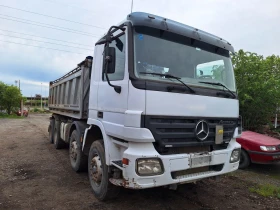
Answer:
[97,111,103,118]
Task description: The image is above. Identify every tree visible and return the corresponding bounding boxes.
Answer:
[232,50,280,130]
[2,85,22,114]
[212,65,224,81]
[35,94,41,99]
[22,97,27,104]
[0,81,6,111]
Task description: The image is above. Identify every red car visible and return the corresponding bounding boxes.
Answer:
[237,131,280,169]
[16,109,29,117]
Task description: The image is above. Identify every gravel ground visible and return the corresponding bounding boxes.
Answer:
[231,164,280,187]
[0,114,279,210]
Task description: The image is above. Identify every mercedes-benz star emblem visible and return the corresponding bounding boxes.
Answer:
[195,120,209,141]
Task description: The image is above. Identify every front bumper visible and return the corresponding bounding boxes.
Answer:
[248,151,280,164]
[121,139,240,189]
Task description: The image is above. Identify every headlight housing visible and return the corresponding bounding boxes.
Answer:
[260,146,277,151]
[136,158,164,176]
[230,149,240,163]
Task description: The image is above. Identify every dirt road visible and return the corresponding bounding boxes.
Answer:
[0,114,279,210]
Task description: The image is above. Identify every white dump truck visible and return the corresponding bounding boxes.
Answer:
[48,12,241,200]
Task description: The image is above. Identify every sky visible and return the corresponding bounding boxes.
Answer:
[0,0,279,96]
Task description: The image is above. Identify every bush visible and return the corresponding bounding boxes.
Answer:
[33,108,39,112]
[30,108,49,114]
[0,112,8,117]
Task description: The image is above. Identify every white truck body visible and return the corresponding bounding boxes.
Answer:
[48,12,241,200]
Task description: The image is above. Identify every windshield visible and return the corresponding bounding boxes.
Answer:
[133,26,236,92]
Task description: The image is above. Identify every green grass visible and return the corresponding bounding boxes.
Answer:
[29,108,49,113]
[0,113,24,119]
[249,184,280,198]
[270,174,280,180]
[272,127,280,133]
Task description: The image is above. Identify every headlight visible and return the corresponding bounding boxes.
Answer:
[260,146,277,151]
[230,149,240,163]
[136,158,164,176]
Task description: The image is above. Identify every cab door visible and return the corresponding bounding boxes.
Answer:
[97,28,128,130]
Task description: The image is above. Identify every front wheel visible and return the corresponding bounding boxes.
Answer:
[238,149,250,169]
[88,140,120,201]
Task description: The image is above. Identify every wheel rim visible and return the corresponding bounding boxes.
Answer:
[70,141,78,161]
[90,154,102,186]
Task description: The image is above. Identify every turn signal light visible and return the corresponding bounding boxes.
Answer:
[122,158,129,165]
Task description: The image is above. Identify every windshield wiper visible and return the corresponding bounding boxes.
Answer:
[199,81,236,98]
[139,72,195,93]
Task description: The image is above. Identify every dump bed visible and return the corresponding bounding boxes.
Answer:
[49,56,93,119]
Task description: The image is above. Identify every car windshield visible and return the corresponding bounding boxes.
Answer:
[133,26,236,92]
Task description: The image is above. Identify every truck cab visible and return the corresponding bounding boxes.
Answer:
[49,12,241,201]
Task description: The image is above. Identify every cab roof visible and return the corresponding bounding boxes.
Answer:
[126,12,234,53]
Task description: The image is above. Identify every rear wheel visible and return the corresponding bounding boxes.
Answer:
[48,124,53,144]
[69,130,87,172]
[239,149,250,169]
[88,140,120,201]
[54,121,65,149]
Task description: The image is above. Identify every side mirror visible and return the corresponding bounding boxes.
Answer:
[104,47,116,74]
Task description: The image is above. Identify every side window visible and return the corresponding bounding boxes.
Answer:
[103,33,126,81]
[196,60,225,82]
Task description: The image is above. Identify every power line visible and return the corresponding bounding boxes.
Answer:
[0,4,105,29]
[0,33,93,51]
[0,16,101,38]
[0,39,88,55]
[0,14,100,37]
[0,29,91,47]
[40,0,100,15]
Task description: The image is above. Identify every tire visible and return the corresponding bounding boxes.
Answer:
[49,124,54,144]
[69,130,87,172]
[238,149,250,169]
[53,121,65,149]
[88,140,120,201]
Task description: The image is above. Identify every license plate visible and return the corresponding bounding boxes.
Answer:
[273,155,280,159]
[190,154,211,168]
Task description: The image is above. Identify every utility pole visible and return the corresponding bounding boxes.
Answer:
[131,0,133,13]
[41,83,43,109]
[45,86,47,108]
[15,80,23,116]
[19,80,23,116]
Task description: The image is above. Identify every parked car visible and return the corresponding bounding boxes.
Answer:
[237,131,280,169]
[16,109,28,117]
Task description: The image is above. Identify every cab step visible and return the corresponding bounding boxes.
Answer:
[111,160,123,170]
